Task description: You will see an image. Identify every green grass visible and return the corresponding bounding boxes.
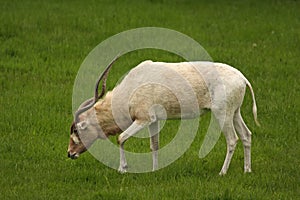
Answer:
[1,0,299,199]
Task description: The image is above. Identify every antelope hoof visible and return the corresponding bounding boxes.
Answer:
[219,170,227,176]
[118,165,128,174]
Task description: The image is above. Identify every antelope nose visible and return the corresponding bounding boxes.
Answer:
[67,152,78,159]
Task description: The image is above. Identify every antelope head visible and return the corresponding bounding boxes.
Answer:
[67,56,119,159]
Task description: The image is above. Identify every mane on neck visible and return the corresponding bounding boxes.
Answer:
[94,92,121,136]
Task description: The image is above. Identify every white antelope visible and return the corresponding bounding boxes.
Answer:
[67,56,259,175]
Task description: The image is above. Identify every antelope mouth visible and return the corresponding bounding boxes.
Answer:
[68,152,79,159]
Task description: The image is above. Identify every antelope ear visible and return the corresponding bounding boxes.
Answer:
[93,101,103,111]
[77,121,88,130]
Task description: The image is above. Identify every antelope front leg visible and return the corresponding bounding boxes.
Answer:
[118,143,127,173]
[148,121,159,171]
[117,120,148,173]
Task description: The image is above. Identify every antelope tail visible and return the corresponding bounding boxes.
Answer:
[246,80,260,126]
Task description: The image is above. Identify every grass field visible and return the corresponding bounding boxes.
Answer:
[1,0,299,199]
